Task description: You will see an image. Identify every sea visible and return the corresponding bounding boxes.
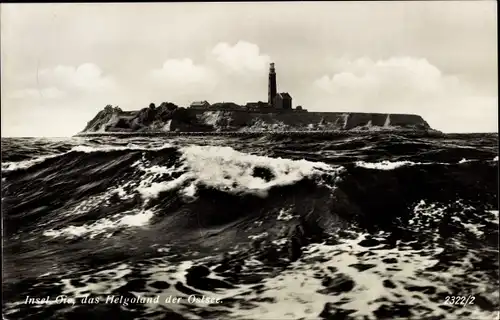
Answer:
[2,132,499,320]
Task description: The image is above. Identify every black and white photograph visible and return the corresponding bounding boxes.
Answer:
[1,2,498,319]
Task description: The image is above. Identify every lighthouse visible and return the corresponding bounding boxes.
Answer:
[268,63,277,107]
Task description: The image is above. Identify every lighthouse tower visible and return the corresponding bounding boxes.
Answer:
[268,63,277,107]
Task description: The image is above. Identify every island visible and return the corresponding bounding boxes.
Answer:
[77,63,438,136]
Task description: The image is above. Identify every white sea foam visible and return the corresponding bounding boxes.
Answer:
[40,144,330,235]
[485,210,499,225]
[40,212,497,320]
[412,199,495,239]
[36,179,142,230]
[70,143,173,153]
[181,145,338,195]
[118,209,155,227]
[219,229,494,320]
[355,160,418,170]
[212,233,449,320]
[356,157,493,170]
[60,263,132,296]
[1,154,60,172]
[136,164,189,199]
[248,232,269,241]
[43,209,155,239]
[136,145,341,200]
[277,208,298,221]
[409,200,447,229]
[43,219,116,239]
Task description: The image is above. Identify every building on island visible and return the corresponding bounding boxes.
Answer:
[274,92,292,110]
[211,102,242,110]
[245,101,268,111]
[268,63,277,107]
[267,63,293,110]
[188,62,301,112]
[190,101,210,109]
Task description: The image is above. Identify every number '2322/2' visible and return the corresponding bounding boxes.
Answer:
[444,296,475,306]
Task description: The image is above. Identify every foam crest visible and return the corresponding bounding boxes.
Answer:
[356,158,494,170]
[181,145,338,195]
[355,160,419,170]
[136,164,189,199]
[277,208,298,221]
[485,210,499,225]
[2,154,60,172]
[136,145,341,199]
[70,143,173,153]
[43,209,155,239]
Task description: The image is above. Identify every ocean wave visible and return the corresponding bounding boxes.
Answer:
[1,143,175,173]
[2,154,61,172]
[5,144,343,241]
[136,145,342,199]
[2,133,498,320]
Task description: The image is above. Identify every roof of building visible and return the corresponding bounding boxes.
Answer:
[190,101,210,106]
[278,92,292,99]
[246,101,267,106]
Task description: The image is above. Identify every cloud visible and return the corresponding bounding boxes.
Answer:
[150,58,214,85]
[148,58,218,104]
[315,57,457,97]
[312,56,464,114]
[2,63,119,137]
[212,41,271,73]
[5,63,115,103]
[147,43,271,105]
[38,63,116,92]
[311,56,496,132]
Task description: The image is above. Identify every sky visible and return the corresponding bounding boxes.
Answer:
[1,1,497,137]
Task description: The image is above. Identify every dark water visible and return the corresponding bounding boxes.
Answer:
[2,133,499,320]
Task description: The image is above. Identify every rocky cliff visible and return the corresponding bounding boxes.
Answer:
[79,103,436,134]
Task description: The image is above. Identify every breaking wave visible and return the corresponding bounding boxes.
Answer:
[2,133,498,320]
